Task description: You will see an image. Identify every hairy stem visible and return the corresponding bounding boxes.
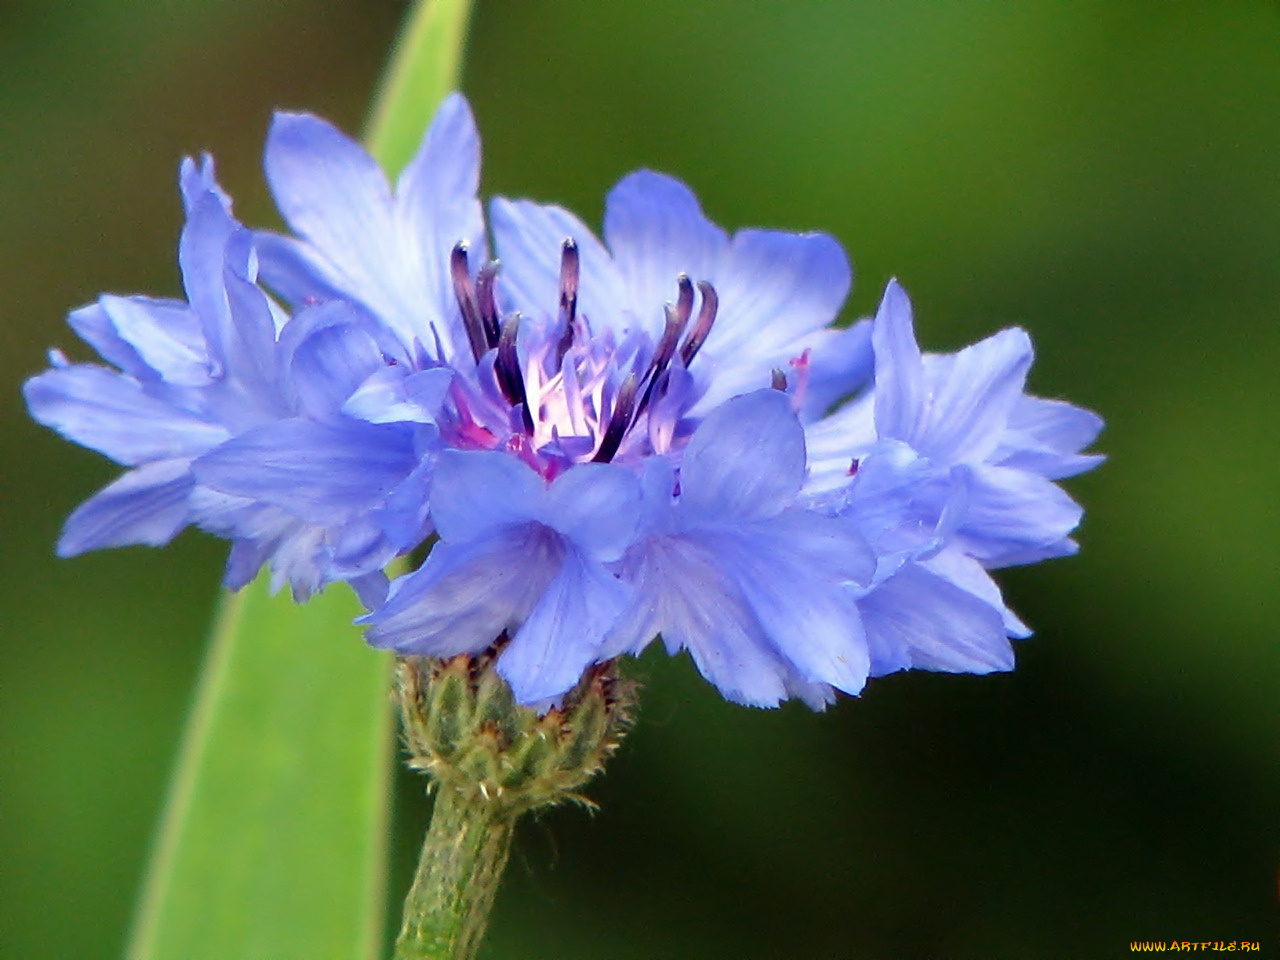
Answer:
[392,788,517,960]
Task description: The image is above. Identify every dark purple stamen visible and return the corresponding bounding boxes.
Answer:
[555,239,581,364]
[636,276,695,417]
[450,242,489,363]
[679,281,718,366]
[476,261,501,349]
[495,314,534,433]
[592,373,639,463]
[847,458,860,477]
[771,368,788,391]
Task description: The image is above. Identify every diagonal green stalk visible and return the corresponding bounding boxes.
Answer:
[125,575,393,960]
[125,2,474,958]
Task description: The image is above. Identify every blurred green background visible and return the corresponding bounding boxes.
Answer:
[2,2,1276,957]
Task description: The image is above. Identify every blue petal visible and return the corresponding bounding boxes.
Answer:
[870,279,926,444]
[996,395,1105,479]
[364,527,562,657]
[795,319,874,422]
[265,113,398,301]
[679,389,805,521]
[99,295,211,386]
[706,525,870,694]
[429,450,543,543]
[498,547,631,704]
[343,366,453,425]
[489,197,629,334]
[67,301,150,380]
[58,458,194,556]
[917,327,1032,463]
[395,93,487,357]
[542,462,641,561]
[602,170,728,334]
[193,418,417,525]
[605,536,791,707]
[919,550,1030,638]
[177,191,240,363]
[24,365,229,465]
[859,562,1014,676]
[287,314,385,419]
[953,464,1084,567]
[695,230,850,408]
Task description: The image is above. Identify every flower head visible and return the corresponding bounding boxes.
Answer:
[27,93,1102,709]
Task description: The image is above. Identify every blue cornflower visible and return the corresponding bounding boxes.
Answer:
[29,91,1101,709]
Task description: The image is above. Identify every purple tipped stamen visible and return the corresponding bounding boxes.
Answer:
[476,261,501,349]
[555,239,580,363]
[635,277,694,417]
[679,281,718,366]
[450,242,489,363]
[770,369,788,391]
[592,372,639,464]
[495,313,534,434]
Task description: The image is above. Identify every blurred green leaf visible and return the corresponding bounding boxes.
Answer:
[124,2,473,957]
[366,0,474,177]
[125,576,393,960]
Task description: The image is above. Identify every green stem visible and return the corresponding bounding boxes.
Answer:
[392,788,518,960]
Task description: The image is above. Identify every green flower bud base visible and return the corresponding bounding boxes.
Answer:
[392,651,635,960]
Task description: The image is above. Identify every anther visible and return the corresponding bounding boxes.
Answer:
[679,281,718,366]
[476,261,501,349]
[450,242,489,363]
[495,313,534,434]
[770,369,788,391]
[555,240,580,364]
[559,239,580,326]
[847,458,860,477]
[592,373,639,463]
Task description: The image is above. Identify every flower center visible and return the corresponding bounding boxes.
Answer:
[442,240,719,479]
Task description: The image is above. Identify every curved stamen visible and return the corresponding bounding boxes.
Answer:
[592,372,639,463]
[495,313,534,434]
[636,275,694,417]
[555,239,580,364]
[476,260,501,349]
[679,280,718,366]
[450,242,489,363]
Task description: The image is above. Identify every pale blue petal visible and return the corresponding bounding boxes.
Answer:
[67,302,150,380]
[860,562,1014,675]
[58,458,194,556]
[917,327,1033,463]
[602,170,728,334]
[100,295,211,386]
[679,389,805,521]
[396,93,486,335]
[996,395,1105,479]
[193,419,417,525]
[24,365,229,465]
[489,197,629,333]
[343,366,453,425]
[265,112,398,305]
[954,463,1084,567]
[795,319,874,421]
[542,462,641,561]
[364,527,561,656]
[605,535,790,707]
[871,279,926,443]
[429,449,543,543]
[919,549,1031,638]
[706,526,869,694]
[704,229,850,369]
[498,547,630,704]
[287,314,385,419]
